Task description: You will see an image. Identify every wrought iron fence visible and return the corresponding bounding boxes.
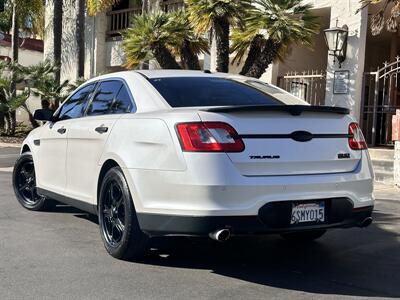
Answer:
[361,57,400,146]
[277,71,326,106]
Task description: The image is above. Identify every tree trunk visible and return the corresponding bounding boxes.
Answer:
[22,104,39,128]
[53,0,63,108]
[9,1,19,136]
[0,112,4,132]
[153,44,182,69]
[76,0,85,78]
[8,111,16,135]
[180,40,201,70]
[142,0,152,14]
[140,0,150,70]
[4,112,11,135]
[239,35,265,76]
[214,17,230,73]
[244,39,280,79]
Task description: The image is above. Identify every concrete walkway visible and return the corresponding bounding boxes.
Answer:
[374,182,400,201]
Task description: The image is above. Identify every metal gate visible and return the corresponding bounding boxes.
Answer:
[361,57,400,147]
[277,71,326,106]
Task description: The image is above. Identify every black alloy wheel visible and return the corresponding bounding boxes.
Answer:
[101,180,126,247]
[13,152,47,211]
[99,167,148,260]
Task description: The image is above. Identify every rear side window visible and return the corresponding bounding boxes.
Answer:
[87,81,123,116]
[58,83,96,120]
[110,85,135,114]
[149,77,289,107]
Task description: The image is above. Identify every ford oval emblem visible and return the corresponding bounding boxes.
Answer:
[291,131,313,142]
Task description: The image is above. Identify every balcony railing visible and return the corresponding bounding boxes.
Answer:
[106,1,184,38]
[106,6,142,37]
[160,0,185,12]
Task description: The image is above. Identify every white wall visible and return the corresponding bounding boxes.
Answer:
[324,0,368,121]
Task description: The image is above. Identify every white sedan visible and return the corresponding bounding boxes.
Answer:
[13,70,374,260]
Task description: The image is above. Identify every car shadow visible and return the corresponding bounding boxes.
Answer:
[46,203,83,214]
[61,202,400,298]
[138,209,400,298]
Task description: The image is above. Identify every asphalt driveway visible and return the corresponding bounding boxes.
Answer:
[0,146,19,168]
[0,146,399,299]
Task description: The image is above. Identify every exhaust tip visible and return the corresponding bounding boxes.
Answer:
[359,217,373,228]
[209,229,231,242]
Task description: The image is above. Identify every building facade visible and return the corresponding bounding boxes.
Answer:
[44,0,400,149]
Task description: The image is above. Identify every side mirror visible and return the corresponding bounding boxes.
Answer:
[33,109,54,122]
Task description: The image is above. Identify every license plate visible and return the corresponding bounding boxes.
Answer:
[291,202,325,225]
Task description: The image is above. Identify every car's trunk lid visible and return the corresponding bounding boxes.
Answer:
[198,105,360,176]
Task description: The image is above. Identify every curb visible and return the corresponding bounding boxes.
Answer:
[0,167,13,172]
[0,143,22,148]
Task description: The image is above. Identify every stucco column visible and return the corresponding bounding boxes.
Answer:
[324,0,368,122]
[44,0,54,62]
[86,13,108,78]
[61,0,79,82]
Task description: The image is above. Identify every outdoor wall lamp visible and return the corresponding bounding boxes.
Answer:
[324,24,349,68]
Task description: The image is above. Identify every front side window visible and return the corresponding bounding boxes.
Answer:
[149,77,307,107]
[87,81,123,116]
[58,83,96,120]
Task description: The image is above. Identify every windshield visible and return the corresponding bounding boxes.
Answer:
[149,77,307,108]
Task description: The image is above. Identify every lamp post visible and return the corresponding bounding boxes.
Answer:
[324,23,349,68]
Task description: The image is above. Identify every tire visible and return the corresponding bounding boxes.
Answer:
[98,166,149,260]
[12,152,48,211]
[280,229,327,242]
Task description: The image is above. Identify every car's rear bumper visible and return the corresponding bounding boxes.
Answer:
[137,198,373,236]
[124,152,374,217]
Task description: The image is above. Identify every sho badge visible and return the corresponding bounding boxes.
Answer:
[249,155,280,160]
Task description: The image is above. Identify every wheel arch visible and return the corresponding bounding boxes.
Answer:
[97,159,120,205]
[96,154,142,212]
[21,144,31,154]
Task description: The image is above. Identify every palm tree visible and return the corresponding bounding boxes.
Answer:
[0,78,31,116]
[87,0,121,15]
[122,11,209,70]
[168,11,209,70]
[10,0,19,135]
[0,61,37,133]
[185,0,249,73]
[53,0,63,91]
[122,13,182,69]
[27,61,70,109]
[231,0,319,78]
[360,0,400,35]
[9,0,43,134]
[76,0,85,78]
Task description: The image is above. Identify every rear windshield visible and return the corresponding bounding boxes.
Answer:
[149,77,307,107]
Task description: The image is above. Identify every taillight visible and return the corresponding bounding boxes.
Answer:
[176,122,245,152]
[348,122,367,150]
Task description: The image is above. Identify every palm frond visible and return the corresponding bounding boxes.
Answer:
[231,0,319,64]
[360,0,400,35]
[185,0,251,33]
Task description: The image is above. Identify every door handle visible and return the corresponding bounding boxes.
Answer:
[95,126,108,134]
[57,128,66,134]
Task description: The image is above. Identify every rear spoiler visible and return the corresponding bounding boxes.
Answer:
[201,105,350,116]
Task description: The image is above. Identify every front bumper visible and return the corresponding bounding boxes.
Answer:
[137,198,374,236]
